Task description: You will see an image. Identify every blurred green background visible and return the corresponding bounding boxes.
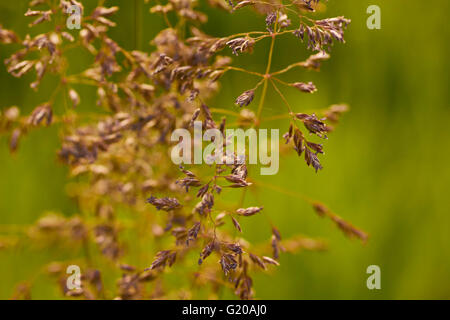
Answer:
[1,0,449,299]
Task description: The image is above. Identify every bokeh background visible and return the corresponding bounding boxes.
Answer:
[1,0,449,299]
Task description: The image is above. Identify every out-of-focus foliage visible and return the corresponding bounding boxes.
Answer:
[1,0,449,299]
